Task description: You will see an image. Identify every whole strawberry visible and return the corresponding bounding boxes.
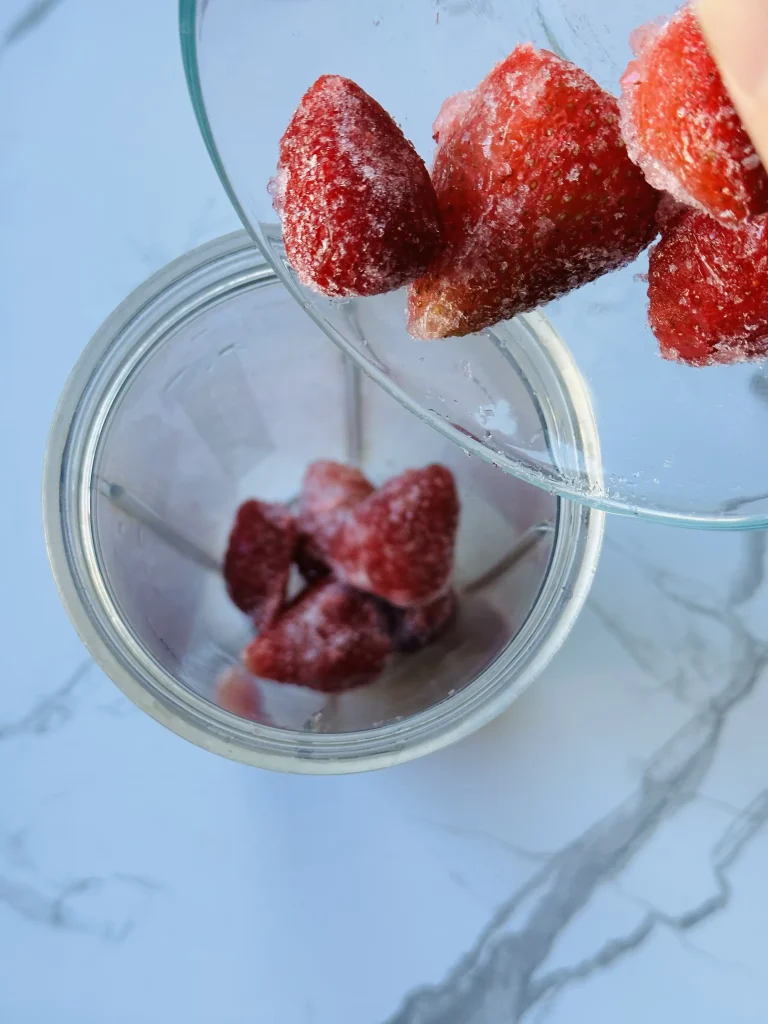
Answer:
[298,461,374,548]
[272,75,442,298]
[648,206,768,366]
[243,581,392,692]
[407,45,660,340]
[620,5,768,226]
[327,464,459,608]
[295,460,375,582]
[223,500,297,630]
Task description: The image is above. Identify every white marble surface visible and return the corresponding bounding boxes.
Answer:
[3,2,768,1022]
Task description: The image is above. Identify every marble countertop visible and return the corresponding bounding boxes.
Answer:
[3,2,768,1021]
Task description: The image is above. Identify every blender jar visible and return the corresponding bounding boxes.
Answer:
[44,232,604,772]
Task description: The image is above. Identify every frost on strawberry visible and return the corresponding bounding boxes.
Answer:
[298,461,375,550]
[272,75,442,298]
[648,207,768,366]
[619,5,768,226]
[328,464,460,608]
[242,580,393,692]
[407,45,660,340]
[295,460,375,581]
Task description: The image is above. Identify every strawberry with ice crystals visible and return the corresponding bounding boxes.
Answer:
[328,465,459,608]
[296,461,375,581]
[407,45,660,340]
[243,581,392,692]
[298,461,375,548]
[214,666,265,722]
[648,206,768,366]
[272,75,442,297]
[619,5,768,225]
[223,500,297,629]
[385,589,457,653]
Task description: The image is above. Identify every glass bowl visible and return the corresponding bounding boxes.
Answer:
[180,0,768,530]
[43,232,603,773]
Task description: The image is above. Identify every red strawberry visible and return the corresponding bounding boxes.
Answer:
[214,666,265,722]
[328,465,459,607]
[406,45,660,340]
[296,461,375,581]
[223,500,297,629]
[298,461,375,547]
[386,589,457,653]
[648,205,768,366]
[271,75,442,298]
[619,5,768,226]
[243,580,392,692]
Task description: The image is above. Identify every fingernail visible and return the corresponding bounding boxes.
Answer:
[697,0,768,97]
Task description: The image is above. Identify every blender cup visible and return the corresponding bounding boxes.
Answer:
[43,232,603,772]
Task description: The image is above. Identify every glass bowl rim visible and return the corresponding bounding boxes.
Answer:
[178,0,768,531]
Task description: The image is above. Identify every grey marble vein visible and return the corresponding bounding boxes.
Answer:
[0,872,161,942]
[1,0,64,50]
[719,492,768,515]
[535,4,567,60]
[588,589,705,708]
[385,536,768,1024]
[587,601,661,681]
[749,370,768,408]
[728,531,767,608]
[0,660,94,741]
[529,791,768,1017]
[418,818,553,867]
[0,659,161,938]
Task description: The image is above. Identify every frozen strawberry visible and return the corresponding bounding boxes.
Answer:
[243,580,392,692]
[385,589,457,653]
[271,75,442,298]
[214,666,265,722]
[407,45,660,340]
[619,5,768,225]
[298,461,375,548]
[223,500,297,629]
[648,206,768,366]
[296,462,375,580]
[328,465,459,607]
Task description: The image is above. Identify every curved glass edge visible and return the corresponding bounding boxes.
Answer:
[179,0,257,257]
[42,234,605,774]
[178,0,768,530]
